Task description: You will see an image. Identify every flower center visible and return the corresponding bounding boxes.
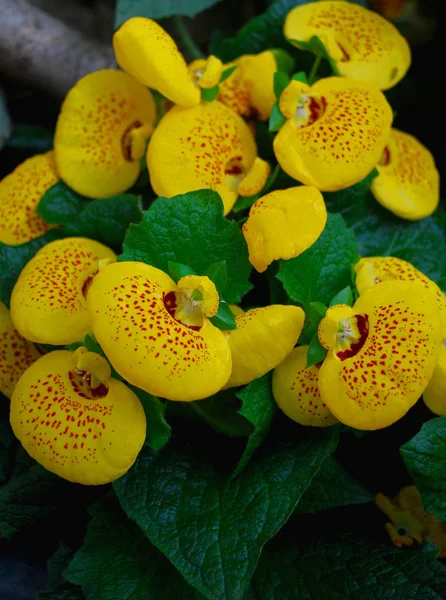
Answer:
[163,290,205,331]
[293,94,326,128]
[335,314,369,360]
[121,120,152,162]
[224,156,246,190]
[379,146,391,166]
[69,347,111,399]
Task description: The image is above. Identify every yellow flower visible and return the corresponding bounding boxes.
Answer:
[113,17,200,107]
[376,486,446,557]
[10,348,146,485]
[189,55,223,89]
[218,51,277,120]
[10,237,116,345]
[54,69,156,199]
[317,281,442,430]
[242,186,327,273]
[273,77,392,191]
[224,305,305,388]
[86,262,231,401]
[371,129,439,220]
[147,101,269,215]
[284,0,411,90]
[273,346,338,427]
[354,256,446,338]
[0,152,58,245]
[423,343,446,416]
[0,301,43,399]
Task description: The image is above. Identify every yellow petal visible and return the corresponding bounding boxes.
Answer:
[318,304,355,350]
[176,275,219,318]
[355,256,446,339]
[10,350,146,485]
[230,305,245,317]
[278,80,311,120]
[0,152,58,245]
[318,281,443,430]
[423,343,446,416]
[54,69,156,199]
[237,157,270,197]
[0,301,43,399]
[273,346,338,427]
[147,101,257,215]
[218,51,277,121]
[224,305,305,388]
[86,261,231,401]
[189,55,223,89]
[242,186,327,273]
[113,17,200,107]
[273,77,392,191]
[10,237,116,345]
[371,129,439,220]
[284,1,411,90]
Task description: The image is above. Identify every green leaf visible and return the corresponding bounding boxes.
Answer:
[290,35,340,75]
[115,0,220,24]
[299,301,327,345]
[63,194,144,249]
[219,65,238,83]
[0,463,69,540]
[129,386,171,451]
[329,286,353,307]
[38,586,85,600]
[65,494,205,599]
[209,300,236,330]
[47,543,75,590]
[273,71,290,99]
[114,428,338,600]
[0,421,16,486]
[268,103,286,132]
[270,49,296,75]
[204,260,227,294]
[254,532,446,598]
[401,417,446,523]
[0,87,11,150]
[292,71,309,84]
[295,456,373,513]
[306,334,327,368]
[188,390,253,438]
[0,230,63,307]
[233,374,277,477]
[168,261,196,282]
[277,213,359,312]
[37,181,89,225]
[6,123,53,152]
[324,178,446,286]
[201,85,220,102]
[121,190,252,304]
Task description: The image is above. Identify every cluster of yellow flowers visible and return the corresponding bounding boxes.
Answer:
[0,1,444,487]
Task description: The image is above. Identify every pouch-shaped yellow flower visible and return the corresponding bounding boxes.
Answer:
[224,305,305,388]
[87,262,231,401]
[273,77,392,191]
[242,186,327,272]
[10,237,116,345]
[0,301,43,399]
[376,486,446,556]
[0,152,58,245]
[189,55,223,89]
[423,343,446,416]
[284,0,411,90]
[355,256,446,338]
[218,51,277,120]
[10,349,146,485]
[147,101,267,215]
[113,17,200,107]
[54,69,156,199]
[371,129,439,220]
[273,346,338,427]
[318,281,443,430]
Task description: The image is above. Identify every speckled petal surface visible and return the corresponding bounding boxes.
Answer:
[0,152,58,245]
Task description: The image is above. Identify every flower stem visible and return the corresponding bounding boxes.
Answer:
[308,54,322,85]
[173,15,203,61]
